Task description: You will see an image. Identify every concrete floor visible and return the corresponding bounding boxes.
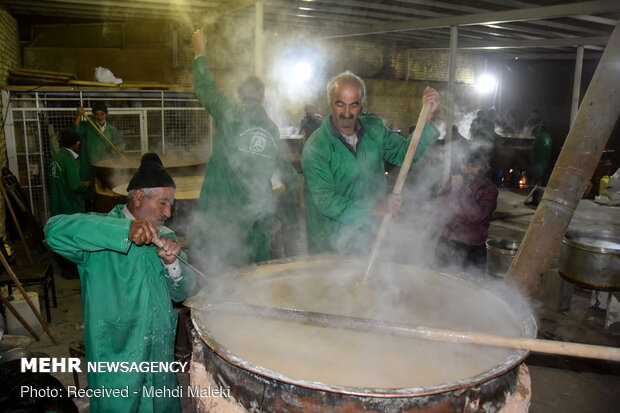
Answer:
[488,188,620,413]
[2,188,619,412]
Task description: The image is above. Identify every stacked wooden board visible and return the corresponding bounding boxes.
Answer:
[8,68,185,90]
[8,68,76,86]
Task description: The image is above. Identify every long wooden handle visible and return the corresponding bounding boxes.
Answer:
[0,293,40,341]
[204,301,620,362]
[363,103,432,280]
[0,179,33,264]
[83,115,128,160]
[0,252,58,344]
[152,237,209,280]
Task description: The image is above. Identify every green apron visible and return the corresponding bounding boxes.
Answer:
[45,206,196,412]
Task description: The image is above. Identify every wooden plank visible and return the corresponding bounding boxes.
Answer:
[8,76,66,85]
[119,83,179,89]
[68,80,118,87]
[11,72,73,81]
[11,68,76,79]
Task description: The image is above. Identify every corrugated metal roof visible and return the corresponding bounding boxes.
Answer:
[3,0,619,57]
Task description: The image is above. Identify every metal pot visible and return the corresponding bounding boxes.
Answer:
[189,256,536,412]
[559,230,620,291]
[93,153,207,191]
[486,239,520,278]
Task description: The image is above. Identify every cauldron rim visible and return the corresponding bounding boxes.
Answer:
[563,230,620,255]
[190,255,536,397]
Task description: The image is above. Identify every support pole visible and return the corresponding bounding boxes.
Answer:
[254,0,264,79]
[571,45,584,125]
[506,20,620,295]
[443,25,458,184]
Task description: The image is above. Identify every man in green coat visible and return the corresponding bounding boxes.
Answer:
[49,128,91,279]
[302,71,440,254]
[49,128,90,216]
[528,123,553,186]
[45,153,197,413]
[74,102,124,211]
[190,29,280,276]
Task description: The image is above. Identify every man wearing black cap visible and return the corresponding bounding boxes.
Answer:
[45,153,197,413]
[74,102,124,211]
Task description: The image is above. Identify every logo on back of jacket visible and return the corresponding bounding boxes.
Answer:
[239,127,275,159]
[50,161,62,178]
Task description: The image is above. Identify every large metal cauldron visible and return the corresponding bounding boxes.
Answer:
[93,154,207,190]
[92,154,207,212]
[189,256,535,412]
[559,230,620,291]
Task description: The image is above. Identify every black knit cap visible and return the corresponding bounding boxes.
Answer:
[126,153,176,191]
[92,101,108,114]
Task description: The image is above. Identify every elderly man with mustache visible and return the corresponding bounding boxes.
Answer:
[301,71,440,255]
[45,153,197,413]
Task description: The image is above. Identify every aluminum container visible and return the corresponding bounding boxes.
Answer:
[559,230,620,291]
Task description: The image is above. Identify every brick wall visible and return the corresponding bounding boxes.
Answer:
[23,21,175,83]
[0,8,19,237]
[0,9,20,87]
[10,9,484,135]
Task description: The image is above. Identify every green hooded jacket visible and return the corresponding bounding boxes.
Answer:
[529,130,552,180]
[302,116,439,254]
[190,56,279,275]
[45,205,196,413]
[74,118,124,199]
[49,147,86,215]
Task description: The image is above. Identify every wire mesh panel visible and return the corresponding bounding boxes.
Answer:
[2,89,211,224]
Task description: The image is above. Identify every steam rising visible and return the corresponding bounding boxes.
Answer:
[87,3,534,392]
[194,257,534,390]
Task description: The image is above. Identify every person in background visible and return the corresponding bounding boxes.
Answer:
[528,122,553,187]
[480,107,504,186]
[469,110,486,141]
[190,28,280,277]
[502,109,519,133]
[49,128,91,279]
[45,153,197,413]
[522,108,544,136]
[302,71,440,255]
[74,102,124,211]
[49,128,90,216]
[435,149,498,274]
[298,104,323,142]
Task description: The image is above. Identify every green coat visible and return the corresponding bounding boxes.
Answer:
[529,131,552,183]
[74,119,124,199]
[302,116,439,254]
[49,147,86,216]
[45,205,197,413]
[190,56,279,275]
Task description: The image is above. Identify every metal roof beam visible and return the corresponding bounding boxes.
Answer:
[323,1,620,38]
[405,36,608,50]
[203,0,258,18]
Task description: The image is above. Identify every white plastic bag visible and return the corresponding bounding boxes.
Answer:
[94,66,123,85]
